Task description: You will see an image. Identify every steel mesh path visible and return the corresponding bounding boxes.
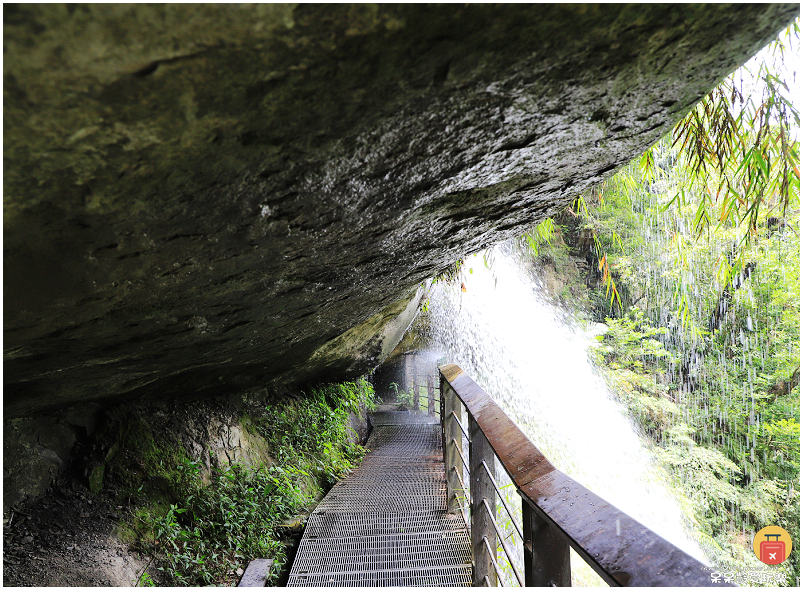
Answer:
[287,410,473,587]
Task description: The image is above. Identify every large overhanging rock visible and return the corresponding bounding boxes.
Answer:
[5,4,799,417]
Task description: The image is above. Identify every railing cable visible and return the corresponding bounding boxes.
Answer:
[449,438,470,475]
[482,498,524,586]
[480,460,523,542]
[482,536,505,587]
[450,465,470,529]
[450,411,470,440]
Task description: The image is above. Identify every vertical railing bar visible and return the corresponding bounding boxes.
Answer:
[442,377,464,516]
[522,500,533,586]
[480,460,523,542]
[470,414,497,586]
[427,374,436,416]
[412,358,420,410]
[450,439,470,474]
[522,495,571,586]
[482,499,525,587]
[405,354,413,401]
[483,536,506,588]
[450,411,470,439]
[450,465,470,530]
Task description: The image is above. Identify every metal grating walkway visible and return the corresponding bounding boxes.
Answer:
[287,410,473,587]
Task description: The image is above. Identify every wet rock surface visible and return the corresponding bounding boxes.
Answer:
[5,4,800,417]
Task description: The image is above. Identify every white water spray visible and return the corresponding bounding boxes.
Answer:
[421,245,707,571]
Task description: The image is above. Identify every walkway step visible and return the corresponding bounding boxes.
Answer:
[287,564,473,587]
[287,410,472,587]
[303,510,465,538]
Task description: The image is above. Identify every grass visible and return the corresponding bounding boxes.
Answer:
[117,378,377,586]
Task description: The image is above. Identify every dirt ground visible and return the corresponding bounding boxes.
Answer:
[3,476,157,587]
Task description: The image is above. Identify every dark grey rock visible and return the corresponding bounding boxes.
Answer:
[3,417,81,513]
[4,4,800,417]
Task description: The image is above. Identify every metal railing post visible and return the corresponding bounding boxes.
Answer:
[427,374,436,416]
[413,373,420,411]
[441,376,464,515]
[470,415,497,586]
[404,353,413,401]
[523,500,571,587]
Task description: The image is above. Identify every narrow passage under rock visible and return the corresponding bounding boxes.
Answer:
[287,408,472,586]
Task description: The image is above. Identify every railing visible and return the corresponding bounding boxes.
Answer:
[439,363,731,587]
[403,351,440,416]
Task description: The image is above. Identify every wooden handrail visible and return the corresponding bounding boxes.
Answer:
[439,363,732,587]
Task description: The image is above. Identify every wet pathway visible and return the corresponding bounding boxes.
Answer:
[287,409,472,586]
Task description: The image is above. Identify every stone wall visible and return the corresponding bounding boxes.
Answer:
[3,387,371,515]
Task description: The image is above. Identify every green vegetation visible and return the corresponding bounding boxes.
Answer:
[389,382,415,410]
[514,217,595,315]
[521,148,799,584]
[659,19,800,269]
[516,22,800,584]
[138,461,306,586]
[114,379,376,586]
[255,380,377,488]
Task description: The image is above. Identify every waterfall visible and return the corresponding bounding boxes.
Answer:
[418,243,707,583]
